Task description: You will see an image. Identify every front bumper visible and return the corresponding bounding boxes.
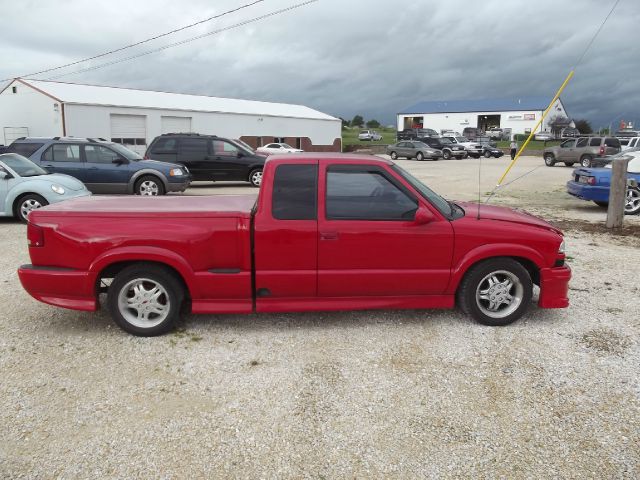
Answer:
[18,264,97,311]
[538,264,571,308]
[566,181,609,203]
[167,175,192,193]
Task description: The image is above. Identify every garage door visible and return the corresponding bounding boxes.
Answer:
[161,116,192,134]
[3,127,29,145]
[110,114,147,155]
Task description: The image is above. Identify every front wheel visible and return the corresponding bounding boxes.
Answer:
[442,150,452,160]
[107,264,184,336]
[249,168,263,187]
[390,151,398,160]
[484,150,491,158]
[15,193,49,223]
[457,258,533,326]
[135,175,165,196]
[626,187,640,215]
[544,154,556,167]
[416,152,424,161]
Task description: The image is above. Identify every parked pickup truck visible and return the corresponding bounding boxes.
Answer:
[18,154,571,336]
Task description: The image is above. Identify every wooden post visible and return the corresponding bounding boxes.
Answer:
[606,157,629,229]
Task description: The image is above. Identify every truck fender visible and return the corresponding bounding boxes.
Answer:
[127,169,169,194]
[88,246,196,295]
[446,243,545,294]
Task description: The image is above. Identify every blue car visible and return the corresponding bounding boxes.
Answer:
[566,151,640,215]
[7,137,191,195]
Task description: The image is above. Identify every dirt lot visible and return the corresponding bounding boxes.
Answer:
[1,156,639,478]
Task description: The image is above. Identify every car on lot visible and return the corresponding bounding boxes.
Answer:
[561,127,580,138]
[462,127,484,141]
[358,130,383,141]
[487,128,504,140]
[543,136,621,168]
[441,136,484,158]
[396,128,438,141]
[18,153,570,336]
[481,146,504,158]
[0,153,91,222]
[566,153,640,215]
[386,141,441,161]
[146,133,266,187]
[8,137,191,195]
[256,143,304,155]
[590,148,640,168]
[619,137,640,151]
[534,132,554,141]
[421,137,467,159]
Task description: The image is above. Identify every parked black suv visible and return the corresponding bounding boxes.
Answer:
[420,137,467,159]
[146,133,266,187]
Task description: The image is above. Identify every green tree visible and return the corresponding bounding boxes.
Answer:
[351,115,364,127]
[366,119,380,128]
[574,119,593,134]
[339,117,350,130]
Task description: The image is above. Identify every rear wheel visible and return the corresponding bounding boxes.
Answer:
[15,194,48,223]
[107,264,184,336]
[457,258,533,326]
[484,150,491,158]
[135,175,165,196]
[390,151,398,160]
[580,155,593,168]
[625,187,640,215]
[416,152,424,161]
[249,168,263,187]
[544,154,556,166]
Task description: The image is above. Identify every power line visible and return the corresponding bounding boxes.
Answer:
[41,0,319,80]
[573,0,621,69]
[1,0,266,82]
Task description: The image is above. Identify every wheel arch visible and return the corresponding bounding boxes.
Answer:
[10,191,49,217]
[127,169,169,194]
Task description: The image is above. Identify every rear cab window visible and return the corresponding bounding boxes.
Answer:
[272,164,317,220]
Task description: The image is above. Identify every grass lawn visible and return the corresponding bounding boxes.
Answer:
[342,126,397,146]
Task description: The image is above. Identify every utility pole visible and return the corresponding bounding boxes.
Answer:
[606,157,630,228]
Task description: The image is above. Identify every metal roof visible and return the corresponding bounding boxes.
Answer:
[399,96,553,114]
[15,78,338,121]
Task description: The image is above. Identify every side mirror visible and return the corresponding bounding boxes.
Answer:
[0,171,8,180]
[112,157,129,165]
[237,151,245,158]
[414,206,434,225]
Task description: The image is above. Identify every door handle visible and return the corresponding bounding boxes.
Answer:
[320,231,339,240]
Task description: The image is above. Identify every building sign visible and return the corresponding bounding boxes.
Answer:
[524,114,535,120]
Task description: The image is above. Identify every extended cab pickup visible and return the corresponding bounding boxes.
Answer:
[18,154,571,336]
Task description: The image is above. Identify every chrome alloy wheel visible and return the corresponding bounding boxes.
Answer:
[117,278,170,328]
[625,188,640,214]
[139,180,160,195]
[475,270,524,319]
[250,170,263,186]
[20,198,43,220]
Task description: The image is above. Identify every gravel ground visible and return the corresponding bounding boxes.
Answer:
[1,156,639,478]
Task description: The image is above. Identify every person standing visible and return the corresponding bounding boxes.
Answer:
[510,140,518,160]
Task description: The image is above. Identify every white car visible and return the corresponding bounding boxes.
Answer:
[256,143,304,155]
[620,137,640,151]
[358,130,383,141]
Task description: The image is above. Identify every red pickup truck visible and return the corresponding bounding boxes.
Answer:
[18,154,571,336]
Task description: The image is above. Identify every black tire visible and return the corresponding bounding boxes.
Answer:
[248,168,263,187]
[135,175,165,196]
[390,151,398,160]
[580,155,593,168]
[457,258,533,327]
[544,154,556,167]
[15,193,48,223]
[462,152,469,159]
[563,162,574,167]
[594,201,608,208]
[484,150,491,158]
[442,150,452,160]
[416,152,424,161]
[107,264,184,336]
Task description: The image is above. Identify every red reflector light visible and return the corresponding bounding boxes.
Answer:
[599,146,605,155]
[27,223,44,247]
[587,177,596,185]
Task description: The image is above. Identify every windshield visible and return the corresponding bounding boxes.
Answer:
[0,153,48,177]
[391,164,453,217]
[109,143,143,160]
[280,143,294,149]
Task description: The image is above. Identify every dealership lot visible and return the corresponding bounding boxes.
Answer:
[1,156,639,478]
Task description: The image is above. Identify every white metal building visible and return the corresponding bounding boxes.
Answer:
[397,97,570,138]
[0,78,342,153]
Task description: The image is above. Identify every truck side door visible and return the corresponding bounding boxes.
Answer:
[317,162,454,297]
[254,160,318,305]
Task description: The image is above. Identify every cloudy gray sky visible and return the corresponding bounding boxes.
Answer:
[0,0,637,129]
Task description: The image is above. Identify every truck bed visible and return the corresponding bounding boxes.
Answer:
[34,194,258,218]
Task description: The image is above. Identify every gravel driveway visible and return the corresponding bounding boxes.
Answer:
[1,156,639,478]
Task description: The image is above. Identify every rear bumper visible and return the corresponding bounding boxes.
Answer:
[538,265,571,308]
[18,264,97,311]
[566,181,609,202]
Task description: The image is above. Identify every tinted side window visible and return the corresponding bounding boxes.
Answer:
[181,138,208,154]
[51,144,81,162]
[605,138,620,148]
[576,138,588,147]
[272,164,317,220]
[151,137,177,152]
[589,138,601,147]
[212,140,239,156]
[84,145,121,164]
[326,167,418,221]
[6,143,44,157]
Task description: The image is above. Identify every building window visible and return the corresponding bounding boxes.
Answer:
[111,138,146,146]
[295,138,302,149]
[274,137,285,143]
[12,86,17,94]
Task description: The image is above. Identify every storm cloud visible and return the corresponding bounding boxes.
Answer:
[0,0,637,129]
